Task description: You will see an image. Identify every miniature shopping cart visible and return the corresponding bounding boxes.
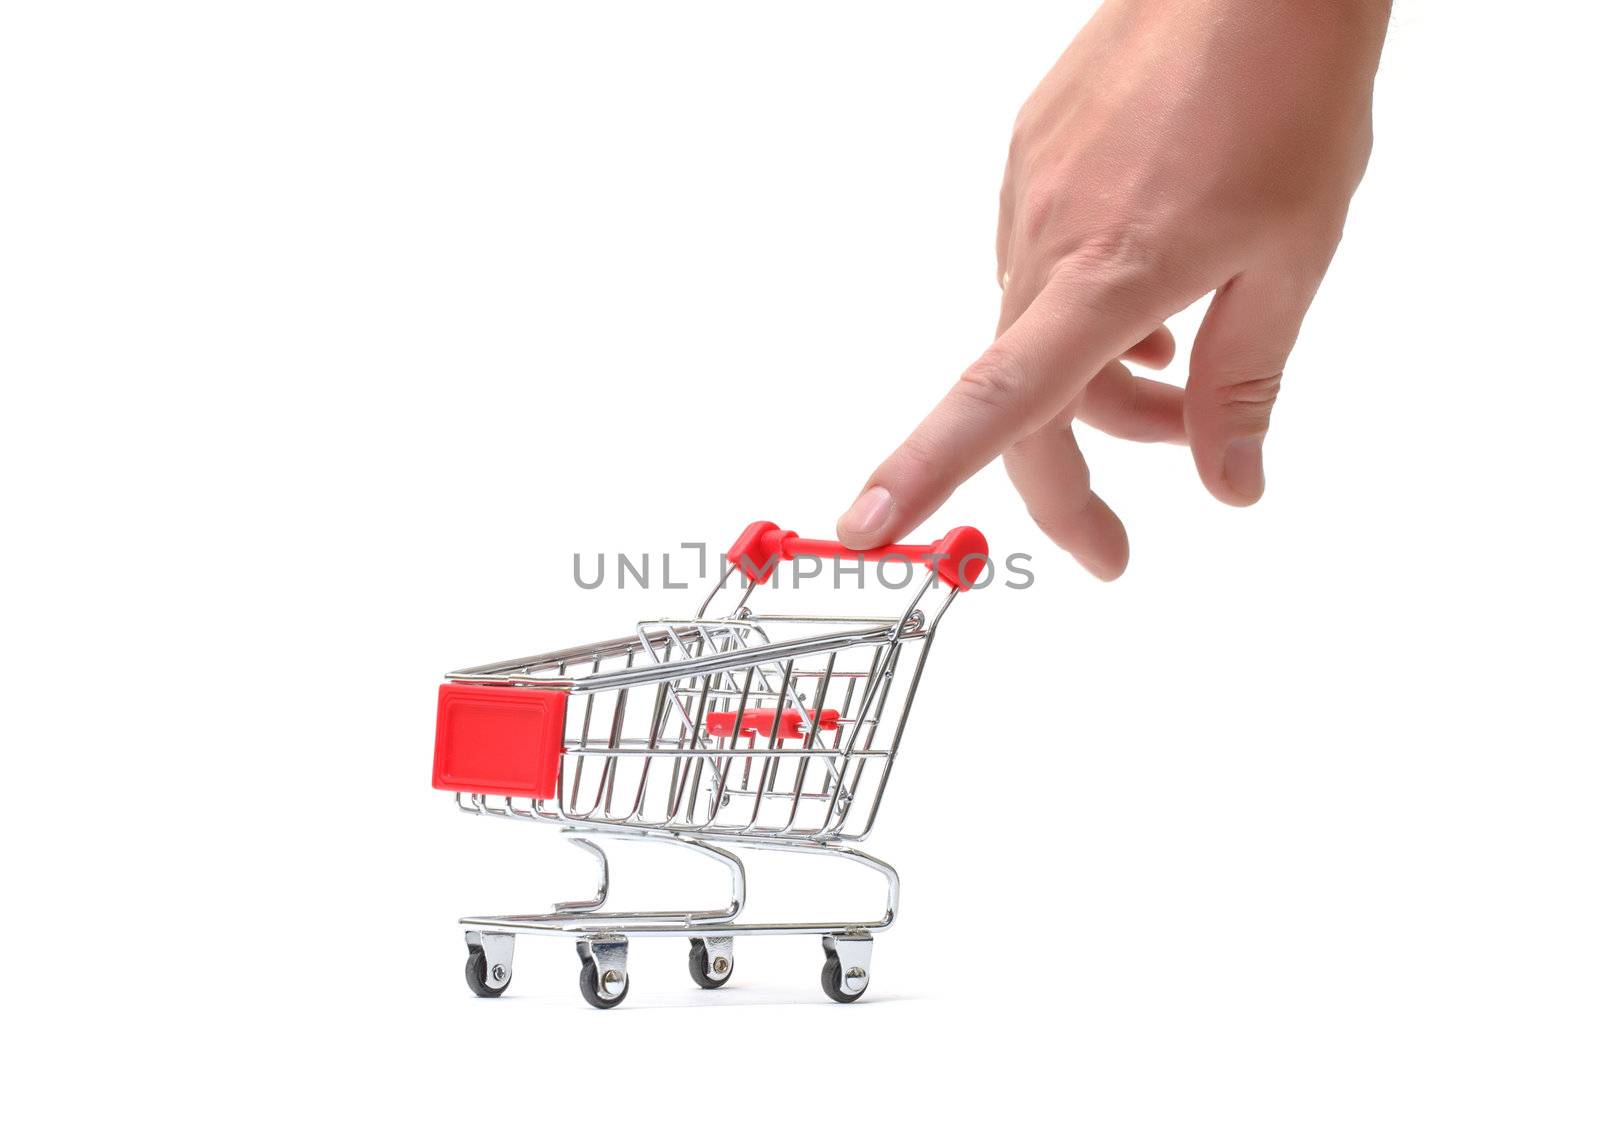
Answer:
[433,520,987,1007]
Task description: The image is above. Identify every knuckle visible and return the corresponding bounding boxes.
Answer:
[1063,228,1165,285]
[955,347,1029,417]
[894,430,945,481]
[1213,371,1284,429]
[1019,473,1095,536]
[1026,499,1091,537]
[1049,227,1187,312]
[1019,184,1056,242]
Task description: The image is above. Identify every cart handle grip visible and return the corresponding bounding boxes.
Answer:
[725,521,989,591]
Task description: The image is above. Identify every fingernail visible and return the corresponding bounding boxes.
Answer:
[839,485,892,539]
[1222,437,1265,503]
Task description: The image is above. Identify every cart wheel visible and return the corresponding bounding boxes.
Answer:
[465,947,509,998]
[578,957,628,1009]
[820,953,868,1004]
[688,938,734,989]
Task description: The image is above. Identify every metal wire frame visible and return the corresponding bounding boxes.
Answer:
[447,567,959,844]
[447,557,975,1002]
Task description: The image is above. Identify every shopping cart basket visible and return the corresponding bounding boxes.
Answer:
[433,520,987,1007]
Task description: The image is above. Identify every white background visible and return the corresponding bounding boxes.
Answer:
[3,1,1596,1128]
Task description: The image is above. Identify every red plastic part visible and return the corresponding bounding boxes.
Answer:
[432,683,567,800]
[725,522,990,591]
[725,521,794,584]
[705,707,840,740]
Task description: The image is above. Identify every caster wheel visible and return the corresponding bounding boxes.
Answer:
[821,953,868,1004]
[465,947,509,998]
[579,957,628,1009]
[688,938,733,989]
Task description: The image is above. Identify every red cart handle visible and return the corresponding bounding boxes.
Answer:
[726,521,989,591]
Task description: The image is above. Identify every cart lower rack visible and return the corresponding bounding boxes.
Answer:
[434,521,987,1006]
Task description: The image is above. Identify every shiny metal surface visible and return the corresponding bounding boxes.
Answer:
[447,559,966,1002]
[464,930,514,991]
[823,933,874,996]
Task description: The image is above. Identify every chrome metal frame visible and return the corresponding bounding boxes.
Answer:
[447,563,965,1003]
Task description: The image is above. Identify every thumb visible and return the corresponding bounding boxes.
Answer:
[1185,268,1319,506]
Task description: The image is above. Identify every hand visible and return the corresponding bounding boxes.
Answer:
[837,0,1390,578]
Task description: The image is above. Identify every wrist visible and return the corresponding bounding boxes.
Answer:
[1116,0,1391,39]
[1111,0,1391,68]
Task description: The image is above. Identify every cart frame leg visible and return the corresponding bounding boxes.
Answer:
[456,832,899,1005]
[552,834,609,913]
[460,831,893,937]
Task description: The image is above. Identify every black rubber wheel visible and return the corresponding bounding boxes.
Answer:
[820,953,867,1004]
[578,957,628,1009]
[465,948,508,998]
[688,939,733,989]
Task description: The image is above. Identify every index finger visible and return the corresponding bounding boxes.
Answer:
[836,263,1171,548]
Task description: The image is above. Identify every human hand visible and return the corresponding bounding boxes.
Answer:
[837,0,1390,578]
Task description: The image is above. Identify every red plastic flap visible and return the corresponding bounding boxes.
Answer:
[705,707,840,740]
[432,683,567,800]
